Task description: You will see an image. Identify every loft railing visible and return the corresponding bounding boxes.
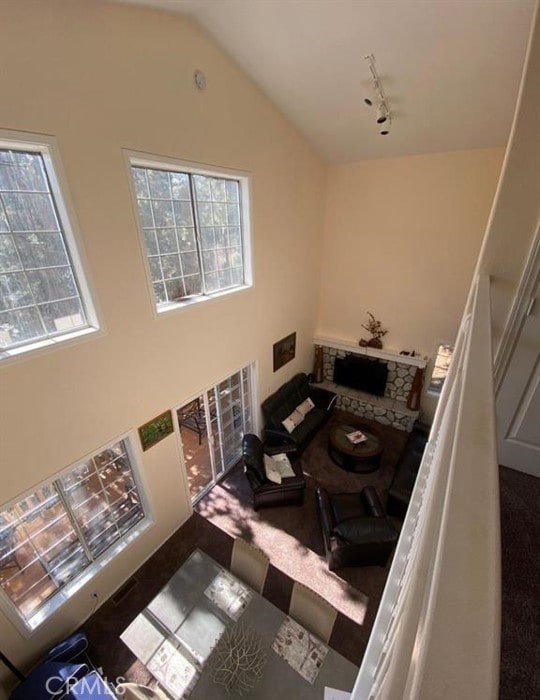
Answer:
[353,274,500,700]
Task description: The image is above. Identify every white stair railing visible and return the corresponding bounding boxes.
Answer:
[352,274,500,700]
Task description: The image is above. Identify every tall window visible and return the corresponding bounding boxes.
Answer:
[0,136,97,358]
[0,438,147,630]
[130,158,250,311]
[428,343,454,395]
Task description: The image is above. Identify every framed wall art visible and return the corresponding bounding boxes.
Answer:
[138,410,174,451]
[273,332,296,372]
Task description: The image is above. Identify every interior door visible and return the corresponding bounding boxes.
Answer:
[496,274,540,477]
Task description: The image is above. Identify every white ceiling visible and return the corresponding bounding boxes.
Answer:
[113,0,535,163]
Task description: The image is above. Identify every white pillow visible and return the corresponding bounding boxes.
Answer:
[296,397,315,417]
[272,453,296,479]
[281,409,304,434]
[263,454,282,484]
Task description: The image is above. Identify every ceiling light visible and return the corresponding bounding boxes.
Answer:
[380,118,391,136]
[364,54,393,136]
[376,102,388,124]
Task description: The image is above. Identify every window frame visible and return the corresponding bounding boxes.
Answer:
[0,431,152,636]
[427,342,455,396]
[0,130,100,363]
[125,150,253,317]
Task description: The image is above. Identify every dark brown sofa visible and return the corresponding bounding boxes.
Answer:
[261,373,336,453]
[386,423,428,518]
[242,434,305,510]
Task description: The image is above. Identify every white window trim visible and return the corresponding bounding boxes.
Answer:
[0,129,102,364]
[427,341,455,397]
[0,430,153,636]
[124,149,253,319]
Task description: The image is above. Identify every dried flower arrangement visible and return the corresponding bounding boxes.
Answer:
[359,312,388,349]
[211,622,267,695]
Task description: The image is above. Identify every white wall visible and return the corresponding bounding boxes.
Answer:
[317,148,504,420]
[0,0,325,685]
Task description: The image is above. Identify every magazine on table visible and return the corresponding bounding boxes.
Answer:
[272,616,328,684]
[204,570,253,621]
[345,429,368,444]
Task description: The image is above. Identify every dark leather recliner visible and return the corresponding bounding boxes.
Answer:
[316,486,398,570]
[242,434,305,510]
[261,373,336,453]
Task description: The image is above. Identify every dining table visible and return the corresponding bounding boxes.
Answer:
[121,549,358,698]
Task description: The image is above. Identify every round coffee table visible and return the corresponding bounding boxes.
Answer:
[328,420,384,472]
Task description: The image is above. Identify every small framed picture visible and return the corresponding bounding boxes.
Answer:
[138,410,174,451]
[273,332,296,372]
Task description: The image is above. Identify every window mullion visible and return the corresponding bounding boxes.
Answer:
[188,175,207,295]
[54,480,94,563]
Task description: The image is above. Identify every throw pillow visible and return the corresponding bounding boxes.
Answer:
[271,453,296,479]
[263,454,282,484]
[281,409,304,434]
[296,397,315,417]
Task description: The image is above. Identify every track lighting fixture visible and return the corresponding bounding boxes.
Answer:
[364,54,393,136]
[376,101,388,124]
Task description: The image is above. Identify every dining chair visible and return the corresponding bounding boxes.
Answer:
[115,682,168,699]
[230,538,270,594]
[289,581,338,643]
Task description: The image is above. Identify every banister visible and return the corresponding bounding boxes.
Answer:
[352,274,500,699]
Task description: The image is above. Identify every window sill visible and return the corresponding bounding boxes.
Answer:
[155,284,252,316]
[0,326,101,366]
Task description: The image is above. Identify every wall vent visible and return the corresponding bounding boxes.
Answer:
[112,577,138,605]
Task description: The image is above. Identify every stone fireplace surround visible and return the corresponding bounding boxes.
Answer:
[314,336,429,432]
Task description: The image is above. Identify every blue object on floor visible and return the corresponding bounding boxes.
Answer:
[46,630,89,664]
[10,661,88,700]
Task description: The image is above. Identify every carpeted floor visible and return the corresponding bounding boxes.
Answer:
[499,465,540,700]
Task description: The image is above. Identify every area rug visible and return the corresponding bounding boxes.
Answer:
[196,411,409,630]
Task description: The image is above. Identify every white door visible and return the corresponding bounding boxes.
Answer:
[496,270,540,477]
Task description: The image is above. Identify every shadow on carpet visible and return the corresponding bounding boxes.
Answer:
[196,411,408,642]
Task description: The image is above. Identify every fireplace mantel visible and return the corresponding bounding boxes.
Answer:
[314,335,428,369]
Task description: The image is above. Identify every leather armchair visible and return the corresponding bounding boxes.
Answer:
[316,486,398,570]
[242,434,305,510]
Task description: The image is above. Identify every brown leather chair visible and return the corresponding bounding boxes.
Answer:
[316,486,398,570]
[242,434,305,510]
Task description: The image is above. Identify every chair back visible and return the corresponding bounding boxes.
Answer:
[289,581,337,643]
[116,682,168,699]
[230,538,270,594]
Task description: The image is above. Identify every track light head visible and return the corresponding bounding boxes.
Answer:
[376,101,388,124]
[364,97,373,106]
[380,119,391,135]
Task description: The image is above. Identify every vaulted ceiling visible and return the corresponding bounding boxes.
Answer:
[114,0,535,163]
